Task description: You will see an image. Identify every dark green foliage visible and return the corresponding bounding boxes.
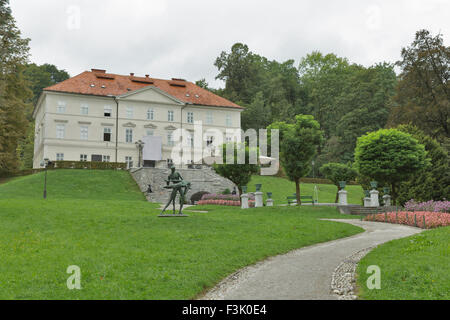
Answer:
[354,129,429,204]
[388,30,450,142]
[334,63,397,161]
[52,161,127,170]
[0,0,32,176]
[268,114,324,204]
[215,43,305,130]
[214,46,397,167]
[190,191,210,204]
[320,163,358,203]
[213,142,260,195]
[24,63,70,106]
[396,125,450,204]
[14,63,70,170]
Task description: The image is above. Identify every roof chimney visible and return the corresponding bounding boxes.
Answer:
[91,68,106,73]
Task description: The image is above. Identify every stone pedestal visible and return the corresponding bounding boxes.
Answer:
[370,190,379,207]
[255,192,263,208]
[383,195,391,207]
[364,197,371,207]
[338,190,348,206]
[266,199,273,207]
[241,194,249,209]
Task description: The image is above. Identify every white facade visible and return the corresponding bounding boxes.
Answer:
[32,86,242,169]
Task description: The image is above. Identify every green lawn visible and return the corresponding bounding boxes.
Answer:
[0,169,363,299]
[0,169,144,201]
[249,175,364,205]
[357,226,450,300]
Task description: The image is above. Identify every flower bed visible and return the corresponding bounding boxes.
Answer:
[364,211,450,229]
[197,199,241,206]
[196,193,258,207]
[201,193,240,201]
[404,199,450,213]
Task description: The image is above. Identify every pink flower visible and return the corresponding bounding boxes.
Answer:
[364,210,450,229]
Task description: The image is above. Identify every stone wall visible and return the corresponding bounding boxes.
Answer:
[130,167,236,203]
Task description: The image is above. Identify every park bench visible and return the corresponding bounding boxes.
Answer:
[286,194,314,205]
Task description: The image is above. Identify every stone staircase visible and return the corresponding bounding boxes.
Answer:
[346,206,399,216]
[130,166,236,204]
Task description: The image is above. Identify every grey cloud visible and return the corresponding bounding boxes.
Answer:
[10,0,450,88]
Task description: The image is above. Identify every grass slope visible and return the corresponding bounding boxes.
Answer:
[357,226,450,300]
[0,169,144,201]
[0,170,363,299]
[249,175,364,205]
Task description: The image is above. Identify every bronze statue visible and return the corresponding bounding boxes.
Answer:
[160,166,191,215]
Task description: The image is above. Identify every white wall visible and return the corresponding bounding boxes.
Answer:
[33,89,242,168]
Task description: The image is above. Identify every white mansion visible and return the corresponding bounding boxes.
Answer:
[32,69,243,169]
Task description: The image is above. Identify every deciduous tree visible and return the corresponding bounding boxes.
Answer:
[268,115,324,204]
[388,29,449,142]
[0,0,32,176]
[354,129,428,204]
[213,142,260,195]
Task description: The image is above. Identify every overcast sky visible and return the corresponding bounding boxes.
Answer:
[10,0,450,88]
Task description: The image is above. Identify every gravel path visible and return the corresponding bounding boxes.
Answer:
[199,219,422,300]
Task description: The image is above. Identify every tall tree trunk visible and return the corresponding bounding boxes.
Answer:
[391,183,397,206]
[295,178,301,205]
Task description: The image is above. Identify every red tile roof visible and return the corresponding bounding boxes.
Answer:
[44,70,243,109]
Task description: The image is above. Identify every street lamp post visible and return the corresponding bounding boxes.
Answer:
[135,140,145,168]
[40,158,52,199]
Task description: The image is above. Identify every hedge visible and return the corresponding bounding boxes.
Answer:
[51,161,127,170]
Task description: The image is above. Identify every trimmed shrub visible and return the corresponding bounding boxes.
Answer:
[52,161,127,170]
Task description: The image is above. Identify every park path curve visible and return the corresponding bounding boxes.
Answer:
[199,219,422,300]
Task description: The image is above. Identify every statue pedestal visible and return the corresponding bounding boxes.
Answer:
[364,197,371,207]
[241,194,249,209]
[158,214,189,217]
[338,190,348,206]
[370,190,379,207]
[383,195,391,207]
[255,192,263,208]
[266,199,273,207]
